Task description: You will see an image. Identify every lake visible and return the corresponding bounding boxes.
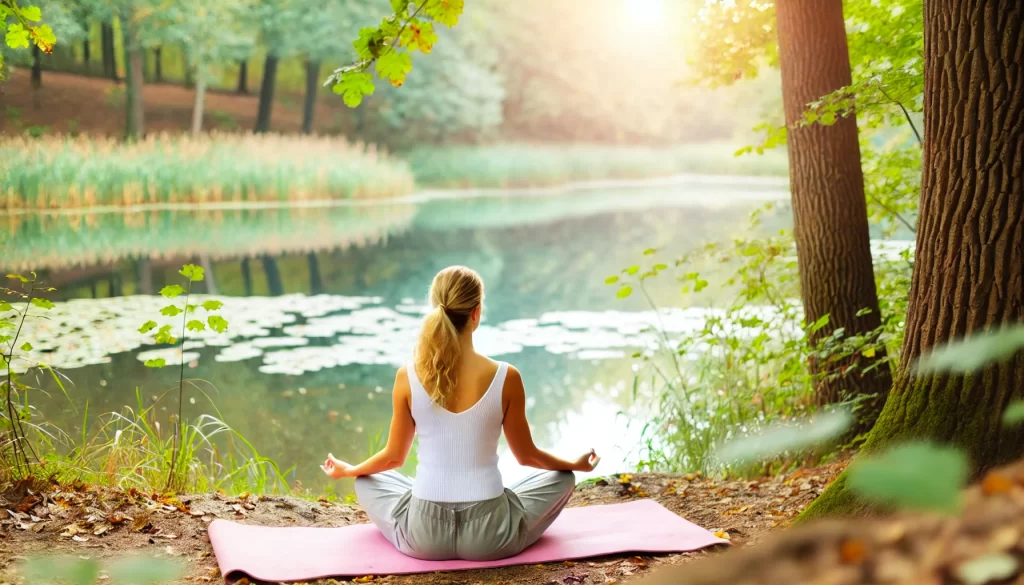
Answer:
[2,177,792,493]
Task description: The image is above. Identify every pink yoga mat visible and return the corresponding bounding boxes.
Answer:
[208,499,727,582]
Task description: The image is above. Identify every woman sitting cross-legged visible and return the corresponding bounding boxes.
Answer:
[321,265,600,561]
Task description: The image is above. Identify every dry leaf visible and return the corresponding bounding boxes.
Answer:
[839,538,868,563]
[72,535,89,542]
[713,531,730,540]
[982,473,1013,496]
[353,576,375,583]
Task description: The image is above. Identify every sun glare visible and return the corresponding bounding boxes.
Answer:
[626,0,666,29]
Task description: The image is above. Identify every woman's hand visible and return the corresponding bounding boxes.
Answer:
[320,453,354,479]
[572,449,601,472]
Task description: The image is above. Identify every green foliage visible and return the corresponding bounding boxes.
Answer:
[1003,401,1024,427]
[22,556,100,585]
[328,0,465,107]
[847,442,967,513]
[1,0,57,78]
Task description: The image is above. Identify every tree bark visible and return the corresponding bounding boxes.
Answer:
[253,55,279,133]
[191,67,207,136]
[241,258,253,296]
[121,14,145,139]
[302,60,320,135]
[801,0,1024,520]
[30,45,41,89]
[101,22,118,81]
[261,255,284,296]
[136,258,153,295]
[236,60,248,94]
[199,255,217,294]
[153,47,163,83]
[775,0,892,427]
[82,36,90,67]
[308,252,323,295]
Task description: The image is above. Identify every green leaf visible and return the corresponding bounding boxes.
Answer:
[201,300,224,311]
[186,304,198,313]
[333,71,375,108]
[855,307,873,317]
[160,305,183,317]
[5,23,30,49]
[144,358,166,368]
[353,26,383,59]
[390,0,407,11]
[30,297,54,310]
[6,273,29,283]
[154,325,176,345]
[207,315,229,334]
[31,24,55,51]
[955,553,1018,585]
[424,0,463,27]
[616,286,633,299]
[914,325,1024,374]
[604,275,619,285]
[0,335,12,344]
[400,19,438,53]
[139,320,157,334]
[0,301,12,312]
[862,347,876,358]
[19,6,42,21]
[186,320,205,332]
[178,264,204,282]
[809,314,830,333]
[643,248,656,256]
[19,342,31,351]
[715,409,852,465]
[377,50,412,86]
[107,555,184,585]
[160,285,185,298]
[693,279,709,292]
[653,263,668,271]
[1003,400,1024,427]
[623,265,639,276]
[821,112,837,125]
[847,442,967,514]
[22,556,100,585]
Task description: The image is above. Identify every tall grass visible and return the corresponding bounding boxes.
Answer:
[404,142,790,189]
[6,388,291,495]
[0,133,415,210]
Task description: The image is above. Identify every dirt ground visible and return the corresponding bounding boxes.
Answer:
[0,464,846,585]
[0,69,347,136]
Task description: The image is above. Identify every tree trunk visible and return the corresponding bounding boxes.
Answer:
[82,36,90,67]
[236,60,248,94]
[254,55,279,133]
[261,255,284,296]
[241,258,253,296]
[30,45,41,89]
[775,0,891,427]
[302,60,320,135]
[101,22,118,81]
[136,258,153,295]
[308,252,323,295]
[199,255,217,294]
[801,0,1024,520]
[191,68,207,136]
[154,47,163,82]
[121,15,145,139]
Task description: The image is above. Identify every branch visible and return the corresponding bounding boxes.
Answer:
[865,191,918,234]
[876,82,923,146]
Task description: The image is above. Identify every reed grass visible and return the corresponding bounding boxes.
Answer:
[404,142,790,189]
[0,133,416,210]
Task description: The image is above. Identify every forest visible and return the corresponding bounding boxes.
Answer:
[1,0,1023,584]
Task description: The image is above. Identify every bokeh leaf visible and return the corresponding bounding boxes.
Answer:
[107,556,184,585]
[915,325,1024,374]
[22,556,99,585]
[715,409,852,465]
[848,442,967,513]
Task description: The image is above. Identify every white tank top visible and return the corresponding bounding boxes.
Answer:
[409,361,508,503]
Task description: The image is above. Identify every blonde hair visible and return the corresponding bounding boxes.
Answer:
[415,266,484,408]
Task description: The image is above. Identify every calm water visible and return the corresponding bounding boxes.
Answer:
[3,179,790,492]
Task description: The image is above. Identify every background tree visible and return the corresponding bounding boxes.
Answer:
[802,0,1024,518]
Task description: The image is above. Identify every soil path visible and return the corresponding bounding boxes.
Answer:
[0,465,844,585]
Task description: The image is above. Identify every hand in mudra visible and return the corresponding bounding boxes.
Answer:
[320,453,354,479]
[573,449,601,472]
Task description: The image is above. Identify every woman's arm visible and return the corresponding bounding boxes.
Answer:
[502,366,600,472]
[322,367,416,479]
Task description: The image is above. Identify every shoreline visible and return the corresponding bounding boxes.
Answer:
[0,173,790,218]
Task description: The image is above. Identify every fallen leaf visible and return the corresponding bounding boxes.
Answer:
[93,524,111,536]
[353,576,374,583]
[72,535,89,542]
[982,473,1013,496]
[839,538,868,563]
[564,561,576,567]
[107,515,127,525]
[626,557,647,568]
[713,531,730,540]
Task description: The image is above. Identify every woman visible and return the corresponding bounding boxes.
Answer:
[321,265,600,561]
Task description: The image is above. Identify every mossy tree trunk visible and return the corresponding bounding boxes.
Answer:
[801,0,1024,520]
[776,0,892,428]
[101,22,118,82]
[236,60,248,94]
[31,45,42,89]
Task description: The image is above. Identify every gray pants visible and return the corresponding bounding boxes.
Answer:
[354,470,575,561]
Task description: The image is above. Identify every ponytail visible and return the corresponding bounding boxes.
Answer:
[414,266,484,409]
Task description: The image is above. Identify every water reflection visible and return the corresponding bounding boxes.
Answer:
[3,183,790,492]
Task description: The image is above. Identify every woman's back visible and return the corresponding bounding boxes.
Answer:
[409,356,508,503]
